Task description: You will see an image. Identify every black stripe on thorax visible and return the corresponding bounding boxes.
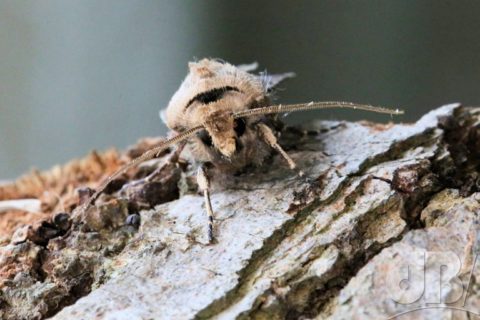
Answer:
[185,86,240,109]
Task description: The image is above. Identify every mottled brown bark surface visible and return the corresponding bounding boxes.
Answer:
[1,104,479,320]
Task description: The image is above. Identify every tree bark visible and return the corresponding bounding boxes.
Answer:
[1,103,480,319]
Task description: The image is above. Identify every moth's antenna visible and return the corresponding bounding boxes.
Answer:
[83,125,204,209]
[234,101,404,118]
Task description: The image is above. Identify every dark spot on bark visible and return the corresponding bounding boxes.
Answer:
[125,214,141,228]
[27,221,61,246]
[103,178,128,194]
[53,213,71,232]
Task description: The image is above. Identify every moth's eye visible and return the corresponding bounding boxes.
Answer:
[185,86,240,109]
[234,118,246,137]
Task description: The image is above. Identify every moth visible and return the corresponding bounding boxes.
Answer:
[83,58,403,243]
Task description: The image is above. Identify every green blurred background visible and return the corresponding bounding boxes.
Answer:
[1,1,479,179]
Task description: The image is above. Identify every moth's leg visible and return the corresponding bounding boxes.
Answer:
[166,139,187,163]
[145,140,187,182]
[257,123,304,177]
[197,164,215,243]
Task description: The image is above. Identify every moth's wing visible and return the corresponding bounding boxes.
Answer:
[237,62,294,91]
[236,62,259,72]
[159,108,168,125]
[260,72,296,92]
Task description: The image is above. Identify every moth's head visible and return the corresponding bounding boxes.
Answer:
[162,59,267,131]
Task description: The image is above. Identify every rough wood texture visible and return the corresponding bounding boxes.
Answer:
[2,104,480,319]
